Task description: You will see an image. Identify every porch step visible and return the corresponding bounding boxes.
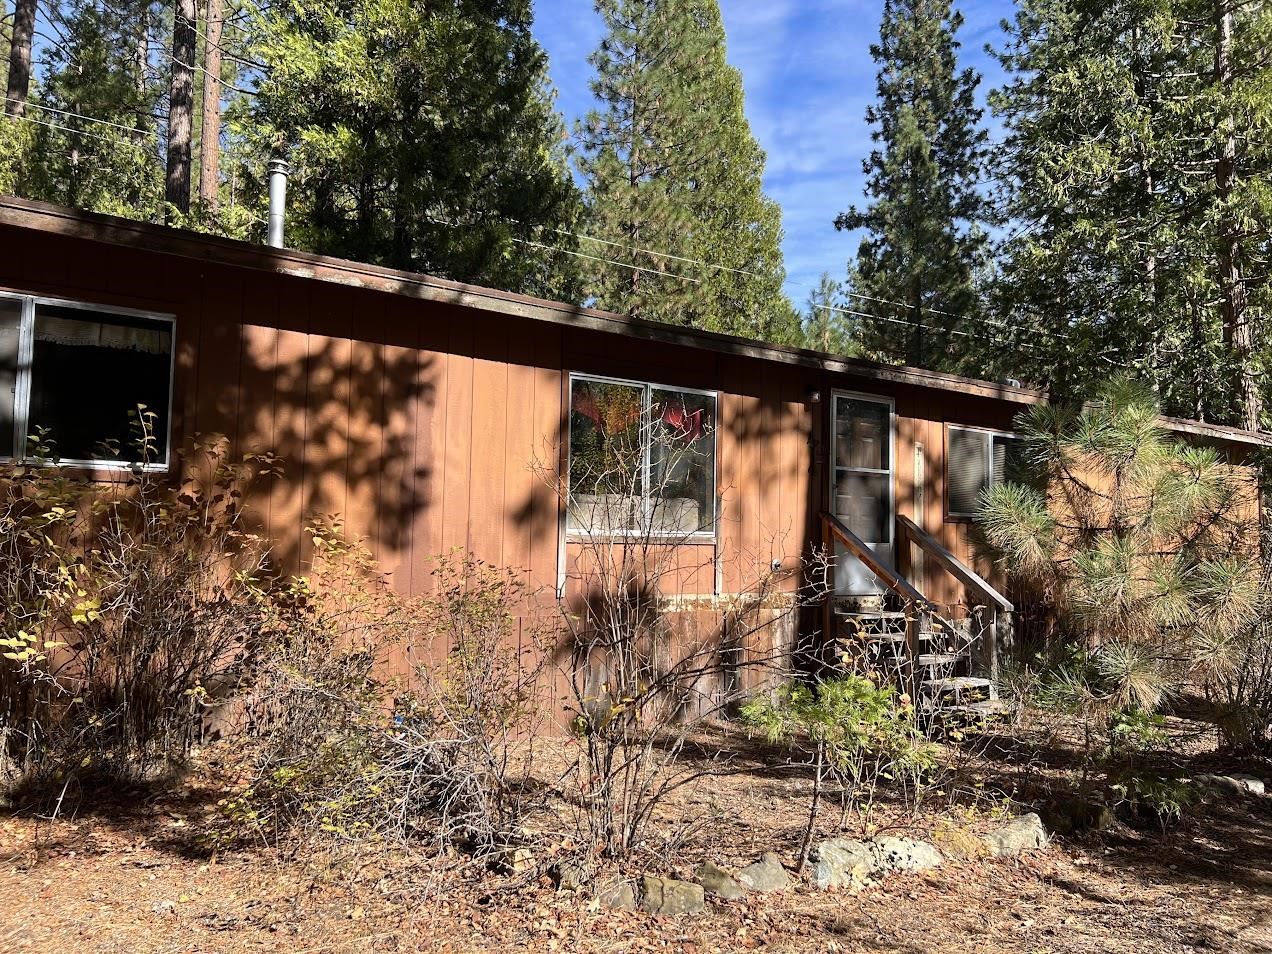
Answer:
[922,676,996,703]
[939,700,1011,717]
[834,609,908,620]
[916,653,963,667]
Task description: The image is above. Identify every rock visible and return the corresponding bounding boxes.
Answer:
[1043,798,1114,835]
[555,860,590,891]
[872,836,943,872]
[735,852,792,893]
[151,899,176,915]
[981,813,1048,857]
[810,839,876,891]
[1196,774,1266,797]
[641,875,706,916]
[595,876,637,912]
[695,861,746,901]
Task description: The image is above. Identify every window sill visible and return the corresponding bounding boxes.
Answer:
[0,458,172,482]
[565,531,718,545]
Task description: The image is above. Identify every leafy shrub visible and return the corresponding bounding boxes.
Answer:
[741,676,935,867]
[0,424,275,792]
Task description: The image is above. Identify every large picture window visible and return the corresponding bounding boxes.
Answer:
[568,375,717,537]
[0,293,174,467]
[946,425,1023,518]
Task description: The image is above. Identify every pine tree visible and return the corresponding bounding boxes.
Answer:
[238,0,583,299]
[578,0,798,344]
[989,0,1272,428]
[835,0,991,372]
[11,0,164,219]
[800,272,859,356]
[978,377,1262,713]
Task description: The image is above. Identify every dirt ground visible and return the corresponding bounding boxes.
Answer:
[1,728,1269,954]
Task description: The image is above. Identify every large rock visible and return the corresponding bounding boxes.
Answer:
[811,836,944,891]
[695,861,746,901]
[810,839,876,891]
[641,876,706,916]
[873,836,944,872]
[735,853,792,893]
[1196,774,1266,797]
[981,813,1048,857]
[595,877,637,911]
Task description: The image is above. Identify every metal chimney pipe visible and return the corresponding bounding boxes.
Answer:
[266,158,289,248]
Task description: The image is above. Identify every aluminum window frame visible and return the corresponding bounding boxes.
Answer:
[0,290,177,472]
[944,423,1021,519]
[565,371,719,542]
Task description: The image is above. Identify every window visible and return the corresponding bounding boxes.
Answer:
[567,375,717,537]
[0,293,174,467]
[946,425,1022,518]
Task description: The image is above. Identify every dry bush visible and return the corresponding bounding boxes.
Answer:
[225,536,549,862]
[0,422,275,795]
[542,399,828,863]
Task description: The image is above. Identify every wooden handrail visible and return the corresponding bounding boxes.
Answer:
[820,512,926,605]
[896,514,1013,612]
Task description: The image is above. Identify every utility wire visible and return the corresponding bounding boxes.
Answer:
[5,97,159,139]
[3,110,152,149]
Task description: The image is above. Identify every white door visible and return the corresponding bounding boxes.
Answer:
[830,392,894,595]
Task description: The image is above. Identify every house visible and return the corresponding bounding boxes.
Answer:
[0,196,1264,714]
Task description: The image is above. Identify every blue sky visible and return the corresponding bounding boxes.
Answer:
[533,0,1013,310]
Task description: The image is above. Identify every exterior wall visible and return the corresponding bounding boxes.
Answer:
[0,219,1056,654]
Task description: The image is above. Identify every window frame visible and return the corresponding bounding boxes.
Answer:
[565,371,719,542]
[1,290,177,472]
[944,423,1020,520]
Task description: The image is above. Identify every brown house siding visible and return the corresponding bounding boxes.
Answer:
[3,198,1262,690]
[0,214,1038,612]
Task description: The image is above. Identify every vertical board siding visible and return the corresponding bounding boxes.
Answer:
[0,224,1100,683]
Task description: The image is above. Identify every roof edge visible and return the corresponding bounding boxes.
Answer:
[0,195,1048,405]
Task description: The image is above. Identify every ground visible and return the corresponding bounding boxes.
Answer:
[1,725,1269,954]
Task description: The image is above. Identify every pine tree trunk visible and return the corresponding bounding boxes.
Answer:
[198,0,224,212]
[133,10,151,143]
[5,0,36,117]
[1214,0,1259,430]
[166,0,197,219]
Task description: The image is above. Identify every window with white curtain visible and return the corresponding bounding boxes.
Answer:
[0,293,175,467]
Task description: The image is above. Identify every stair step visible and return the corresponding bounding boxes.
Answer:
[835,609,908,620]
[916,653,963,667]
[939,700,1010,716]
[922,676,994,694]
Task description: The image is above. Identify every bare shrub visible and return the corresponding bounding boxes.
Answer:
[545,383,828,862]
[225,536,548,861]
[0,421,275,793]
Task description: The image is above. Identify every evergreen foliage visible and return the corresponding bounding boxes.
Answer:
[988,0,1272,429]
[238,0,584,299]
[834,0,991,373]
[800,272,860,356]
[578,0,798,343]
[978,378,1264,712]
[6,0,164,220]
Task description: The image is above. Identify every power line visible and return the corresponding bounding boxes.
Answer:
[5,97,158,140]
[3,110,151,150]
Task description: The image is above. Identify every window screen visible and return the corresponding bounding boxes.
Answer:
[0,295,174,467]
